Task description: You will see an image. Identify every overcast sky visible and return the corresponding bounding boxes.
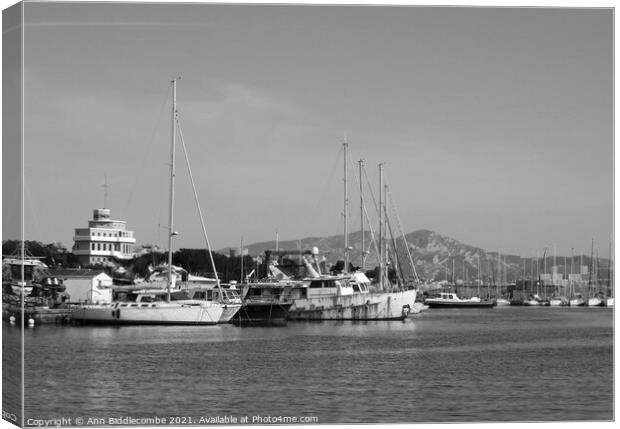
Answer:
[4,2,613,256]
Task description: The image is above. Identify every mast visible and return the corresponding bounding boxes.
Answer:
[384,182,389,283]
[343,135,349,274]
[571,248,575,298]
[167,78,178,304]
[588,238,594,298]
[609,238,613,299]
[240,236,244,282]
[359,159,365,270]
[378,163,384,290]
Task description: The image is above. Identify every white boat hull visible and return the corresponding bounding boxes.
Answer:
[495,298,511,306]
[587,297,604,307]
[606,298,614,307]
[288,289,417,320]
[71,302,223,325]
[218,304,242,323]
[549,298,568,306]
[569,298,585,307]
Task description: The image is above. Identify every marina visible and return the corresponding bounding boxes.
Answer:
[2,3,614,427]
[3,306,613,423]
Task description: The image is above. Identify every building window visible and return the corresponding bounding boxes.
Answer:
[97,243,101,251]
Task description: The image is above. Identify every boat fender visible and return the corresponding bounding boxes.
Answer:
[116,309,121,319]
[9,316,16,324]
[28,318,35,327]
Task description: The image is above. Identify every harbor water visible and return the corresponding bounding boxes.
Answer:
[3,307,613,424]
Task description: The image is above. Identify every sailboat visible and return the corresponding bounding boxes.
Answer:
[72,79,224,325]
[287,139,418,321]
[495,253,510,306]
[587,240,604,307]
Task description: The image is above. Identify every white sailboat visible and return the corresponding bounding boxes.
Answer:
[587,240,604,307]
[72,79,223,325]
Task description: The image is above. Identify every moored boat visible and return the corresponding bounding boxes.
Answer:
[72,79,226,326]
[424,292,496,309]
[72,289,223,325]
[569,293,586,307]
[549,296,569,306]
[233,281,297,326]
[587,296,605,307]
[495,297,511,306]
[287,272,416,320]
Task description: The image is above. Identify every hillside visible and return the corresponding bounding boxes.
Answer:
[221,230,610,283]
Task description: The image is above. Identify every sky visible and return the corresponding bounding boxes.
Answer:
[2,1,614,257]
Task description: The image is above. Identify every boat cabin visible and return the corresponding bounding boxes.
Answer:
[243,282,307,302]
[306,274,370,298]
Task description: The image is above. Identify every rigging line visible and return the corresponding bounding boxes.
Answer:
[346,152,380,265]
[385,181,420,283]
[386,217,406,285]
[306,144,344,232]
[123,86,170,216]
[356,166,379,264]
[176,117,222,292]
[361,162,381,225]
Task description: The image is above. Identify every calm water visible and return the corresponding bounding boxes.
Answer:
[3,307,614,424]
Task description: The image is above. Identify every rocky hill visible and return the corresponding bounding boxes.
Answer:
[222,229,609,283]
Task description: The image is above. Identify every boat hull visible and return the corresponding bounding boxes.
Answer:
[569,299,585,307]
[218,304,242,323]
[606,298,614,307]
[233,301,293,326]
[71,303,223,325]
[288,289,417,321]
[425,300,496,309]
[587,297,605,307]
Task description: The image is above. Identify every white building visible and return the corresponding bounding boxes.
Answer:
[49,269,113,304]
[72,208,136,266]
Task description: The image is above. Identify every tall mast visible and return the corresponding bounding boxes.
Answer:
[359,159,365,270]
[167,78,178,304]
[240,236,244,282]
[571,248,575,298]
[384,182,390,284]
[378,163,384,290]
[609,238,613,299]
[343,134,349,274]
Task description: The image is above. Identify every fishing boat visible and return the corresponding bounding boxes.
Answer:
[72,79,223,325]
[424,292,496,309]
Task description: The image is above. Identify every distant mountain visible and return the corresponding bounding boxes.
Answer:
[221,229,610,283]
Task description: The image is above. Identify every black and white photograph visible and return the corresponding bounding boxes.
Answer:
[1,0,615,427]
